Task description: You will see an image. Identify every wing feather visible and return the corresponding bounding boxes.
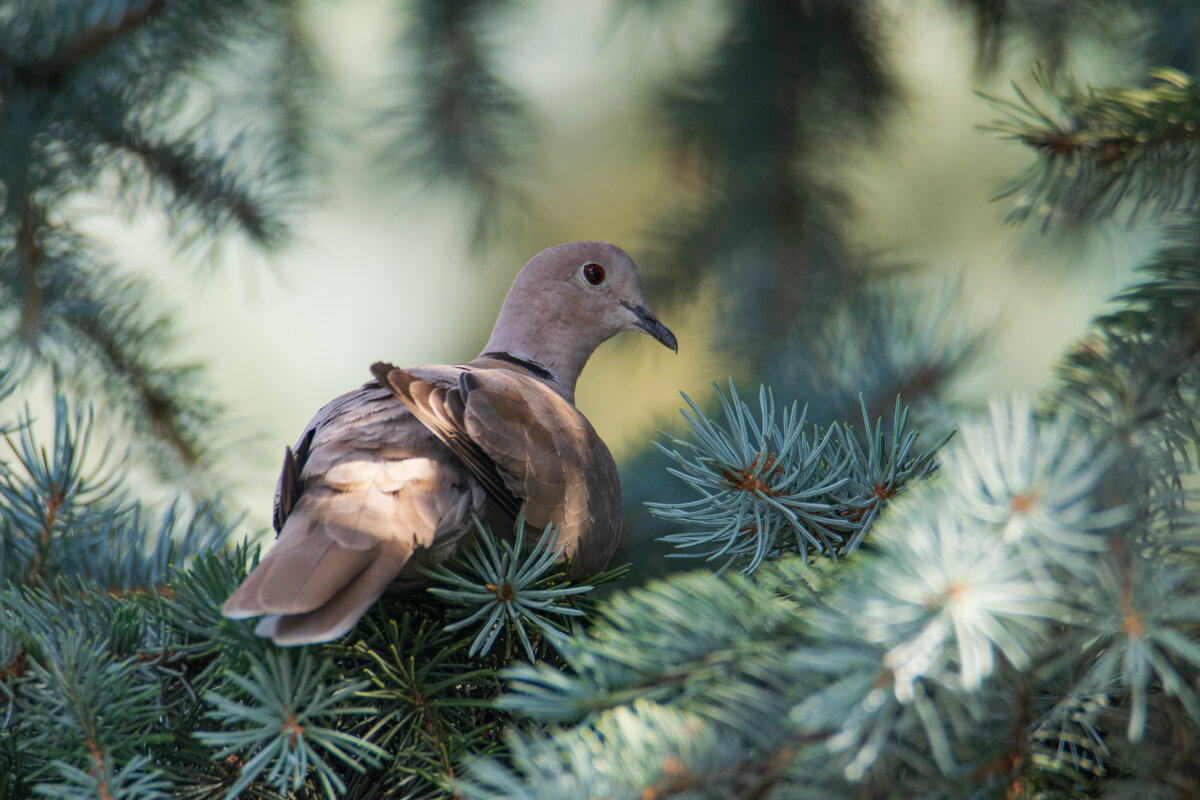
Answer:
[371,361,522,520]
[459,366,621,576]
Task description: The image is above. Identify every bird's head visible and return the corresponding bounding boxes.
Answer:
[482,241,677,398]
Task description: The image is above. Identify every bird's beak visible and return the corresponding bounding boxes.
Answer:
[629,304,678,353]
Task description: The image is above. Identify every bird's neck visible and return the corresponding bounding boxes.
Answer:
[479,329,595,405]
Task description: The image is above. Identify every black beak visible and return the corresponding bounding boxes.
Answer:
[629,304,678,353]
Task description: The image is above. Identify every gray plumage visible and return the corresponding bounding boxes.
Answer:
[223,241,677,645]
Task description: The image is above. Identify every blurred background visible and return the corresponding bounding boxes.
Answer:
[1,0,1184,552]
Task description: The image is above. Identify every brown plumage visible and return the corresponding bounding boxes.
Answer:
[222,242,677,645]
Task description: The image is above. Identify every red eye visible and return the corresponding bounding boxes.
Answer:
[582,263,605,286]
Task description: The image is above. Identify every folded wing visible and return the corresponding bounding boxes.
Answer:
[374,361,622,577]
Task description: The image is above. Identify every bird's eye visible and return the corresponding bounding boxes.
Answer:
[582,263,606,286]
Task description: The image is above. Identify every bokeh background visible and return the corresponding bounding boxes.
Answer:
[4,0,1178,546]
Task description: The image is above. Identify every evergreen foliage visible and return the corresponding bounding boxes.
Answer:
[423,518,602,662]
[631,0,899,379]
[0,0,299,480]
[0,400,607,798]
[450,63,1200,797]
[987,67,1200,228]
[650,386,947,572]
[3,1,1200,798]
[460,315,1198,797]
[379,0,532,248]
[944,0,1130,71]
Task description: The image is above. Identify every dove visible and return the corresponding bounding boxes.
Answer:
[223,241,677,645]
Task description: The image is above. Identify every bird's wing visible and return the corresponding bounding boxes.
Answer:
[272,383,397,533]
[371,362,522,521]
[373,361,621,576]
[273,427,313,533]
[225,382,486,645]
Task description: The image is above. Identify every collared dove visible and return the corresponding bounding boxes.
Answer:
[223,241,677,646]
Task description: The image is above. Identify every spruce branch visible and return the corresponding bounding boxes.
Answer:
[837,395,950,550]
[1053,215,1200,511]
[3,4,1199,797]
[0,1,302,484]
[156,548,257,671]
[464,560,865,796]
[424,514,594,663]
[466,397,1146,796]
[197,648,386,800]
[101,119,289,248]
[0,0,169,80]
[1028,688,1112,780]
[33,752,171,800]
[985,67,1200,227]
[650,382,948,573]
[943,0,1129,72]
[12,631,169,792]
[1069,536,1200,745]
[7,243,227,478]
[0,395,121,588]
[261,2,320,182]
[99,498,238,593]
[12,191,45,346]
[383,0,532,248]
[939,396,1126,553]
[344,612,500,793]
[497,564,812,725]
[772,281,985,424]
[0,392,236,621]
[651,382,852,571]
[637,0,898,376]
[460,700,806,800]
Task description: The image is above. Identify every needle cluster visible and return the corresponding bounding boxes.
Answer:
[650,384,948,573]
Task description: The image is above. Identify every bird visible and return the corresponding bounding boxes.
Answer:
[222,241,678,646]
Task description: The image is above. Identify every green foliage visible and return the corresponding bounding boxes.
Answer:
[944,0,1132,71]
[639,0,898,377]
[380,0,532,248]
[448,54,1200,797]
[338,612,504,797]
[651,385,948,572]
[5,2,1200,799]
[462,386,1199,796]
[0,397,235,592]
[986,67,1200,228]
[613,281,979,580]
[198,649,386,799]
[948,0,1200,75]
[0,0,300,480]
[424,517,595,662]
[0,392,614,799]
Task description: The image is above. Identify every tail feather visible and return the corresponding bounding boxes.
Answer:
[263,546,410,645]
[223,536,377,618]
[223,490,399,619]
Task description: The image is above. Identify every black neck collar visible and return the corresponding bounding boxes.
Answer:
[481,351,555,382]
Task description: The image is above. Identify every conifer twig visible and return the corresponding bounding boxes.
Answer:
[14,193,44,345]
[11,0,168,78]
